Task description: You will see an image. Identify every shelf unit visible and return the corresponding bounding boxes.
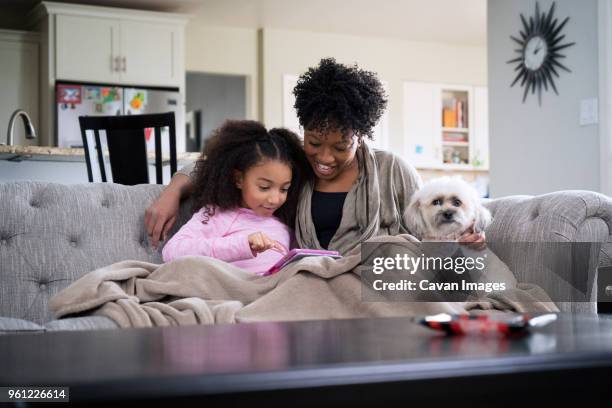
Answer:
[441,87,469,166]
[403,82,489,171]
[442,127,469,132]
[442,141,469,147]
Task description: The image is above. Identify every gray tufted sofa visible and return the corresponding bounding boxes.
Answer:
[1,181,611,335]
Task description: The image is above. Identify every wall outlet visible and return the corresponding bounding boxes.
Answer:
[579,98,599,126]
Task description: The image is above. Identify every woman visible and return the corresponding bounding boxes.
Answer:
[145,58,484,253]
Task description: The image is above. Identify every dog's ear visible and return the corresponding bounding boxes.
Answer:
[404,198,428,239]
[473,205,492,233]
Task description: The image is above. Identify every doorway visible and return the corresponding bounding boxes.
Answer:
[185,72,247,152]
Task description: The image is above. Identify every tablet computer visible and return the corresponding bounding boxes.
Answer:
[262,248,342,276]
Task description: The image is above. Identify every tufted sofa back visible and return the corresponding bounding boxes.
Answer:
[1,182,611,323]
[0,182,192,324]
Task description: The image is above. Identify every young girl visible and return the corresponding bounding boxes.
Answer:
[162,120,311,275]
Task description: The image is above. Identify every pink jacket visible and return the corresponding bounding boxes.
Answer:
[162,207,292,275]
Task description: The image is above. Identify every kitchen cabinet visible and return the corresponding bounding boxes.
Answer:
[403,81,489,171]
[28,1,188,147]
[403,81,438,168]
[0,30,39,146]
[55,15,120,84]
[120,20,181,86]
[54,12,183,87]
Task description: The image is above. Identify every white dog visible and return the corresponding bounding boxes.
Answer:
[404,176,491,241]
[400,177,556,304]
[403,176,520,297]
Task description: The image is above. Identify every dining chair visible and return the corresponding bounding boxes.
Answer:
[78,112,177,185]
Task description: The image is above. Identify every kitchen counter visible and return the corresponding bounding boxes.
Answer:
[0,145,200,163]
[0,145,199,184]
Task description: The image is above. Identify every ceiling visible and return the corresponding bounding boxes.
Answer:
[0,0,487,47]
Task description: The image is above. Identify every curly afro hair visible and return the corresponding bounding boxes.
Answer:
[191,120,312,227]
[293,57,387,140]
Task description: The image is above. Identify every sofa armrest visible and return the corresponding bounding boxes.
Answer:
[483,191,612,314]
[484,190,612,242]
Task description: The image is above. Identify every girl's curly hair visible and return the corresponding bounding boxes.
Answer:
[191,120,312,227]
[293,57,387,139]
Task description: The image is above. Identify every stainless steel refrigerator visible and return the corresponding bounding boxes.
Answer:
[56,82,184,155]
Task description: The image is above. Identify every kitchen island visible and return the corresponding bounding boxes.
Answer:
[0,145,199,184]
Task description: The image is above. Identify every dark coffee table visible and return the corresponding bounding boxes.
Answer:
[2,313,612,405]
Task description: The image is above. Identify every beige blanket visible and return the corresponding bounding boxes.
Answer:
[50,235,558,328]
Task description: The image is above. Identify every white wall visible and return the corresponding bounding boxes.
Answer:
[260,28,487,154]
[185,23,259,120]
[488,0,600,197]
[599,0,612,197]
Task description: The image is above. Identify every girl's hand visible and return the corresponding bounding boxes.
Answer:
[248,232,287,256]
[458,224,487,251]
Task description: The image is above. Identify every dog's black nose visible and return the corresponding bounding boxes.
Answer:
[442,210,454,220]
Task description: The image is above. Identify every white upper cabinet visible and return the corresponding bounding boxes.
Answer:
[120,20,182,86]
[403,81,439,168]
[35,2,187,88]
[56,14,120,83]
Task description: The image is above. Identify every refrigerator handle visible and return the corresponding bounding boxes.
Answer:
[122,57,127,73]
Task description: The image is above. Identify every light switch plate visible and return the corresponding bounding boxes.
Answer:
[579,98,599,126]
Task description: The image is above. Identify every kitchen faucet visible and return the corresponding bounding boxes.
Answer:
[3,109,37,146]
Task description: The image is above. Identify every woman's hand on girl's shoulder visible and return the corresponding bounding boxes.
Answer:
[145,173,193,249]
[145,187,180,249]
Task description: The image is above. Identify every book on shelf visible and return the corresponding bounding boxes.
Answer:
[455,99,468,128]
[443,108,457,128]
[443,132,467,142]
[442,93,468,128]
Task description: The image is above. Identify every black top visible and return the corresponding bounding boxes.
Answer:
[311,190,348,249]
[1,314,611,403]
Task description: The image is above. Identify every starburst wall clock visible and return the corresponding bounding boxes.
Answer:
[507,2,576,105]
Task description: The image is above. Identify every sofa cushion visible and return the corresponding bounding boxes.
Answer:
[0,317,45,334]
[44,316,119,332]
